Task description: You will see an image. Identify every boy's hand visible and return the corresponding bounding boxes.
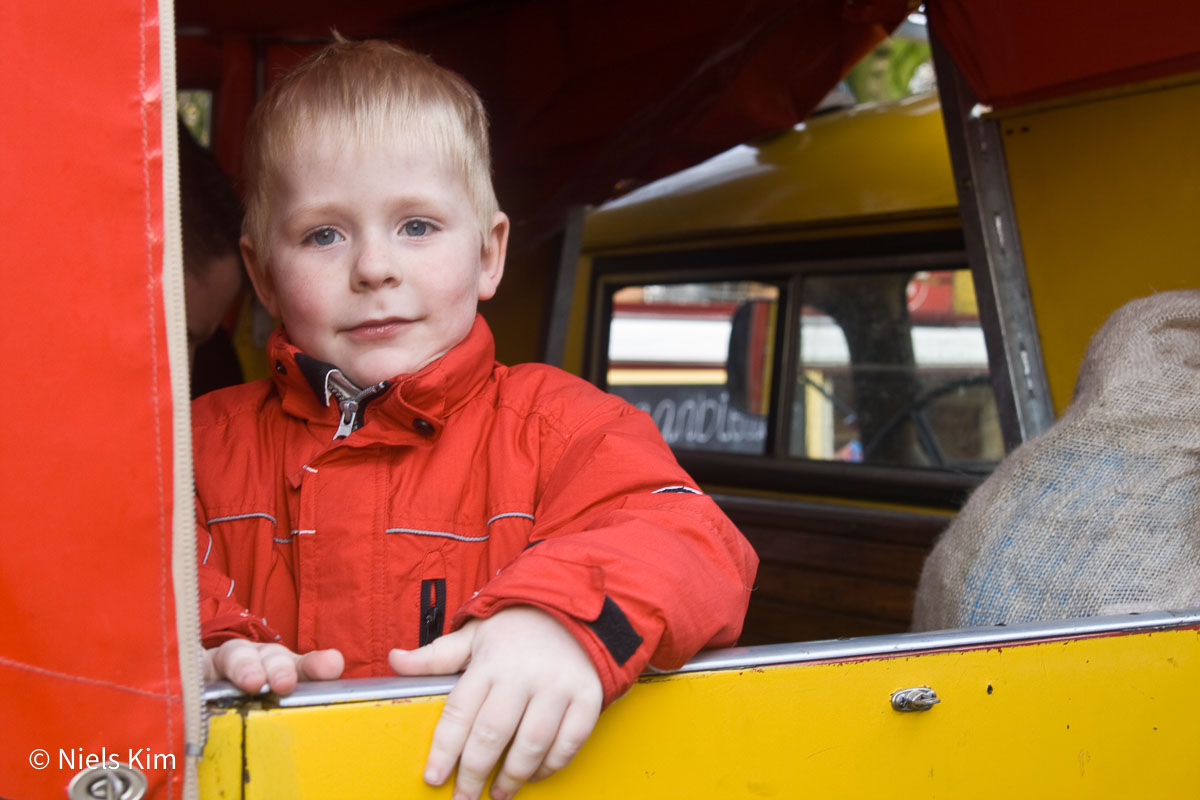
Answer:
[204,639,345,695]
[389,607,603,800]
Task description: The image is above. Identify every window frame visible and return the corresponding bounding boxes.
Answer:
[584,229,997,509]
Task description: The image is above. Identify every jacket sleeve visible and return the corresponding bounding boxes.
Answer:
[195,498,280,647]
[454,396,758,706]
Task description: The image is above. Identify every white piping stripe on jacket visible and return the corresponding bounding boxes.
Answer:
[207,512,278,525]
[208,515,280,561]
[486,512,535,527]
[271,528,315,544]
[652,485,702,495]
[385,528,490,543]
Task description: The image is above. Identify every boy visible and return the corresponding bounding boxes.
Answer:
[194,38,757,800]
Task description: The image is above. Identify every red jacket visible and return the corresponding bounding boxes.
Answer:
[193,316,757,704]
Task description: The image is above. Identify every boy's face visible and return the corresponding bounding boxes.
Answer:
[242,130,507,386]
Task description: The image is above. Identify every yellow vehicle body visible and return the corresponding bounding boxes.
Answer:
[200,614,1200,798]
[580,93,958,250]
[1000,76,1200,411]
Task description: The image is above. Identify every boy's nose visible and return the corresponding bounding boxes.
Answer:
[350,238,401,290]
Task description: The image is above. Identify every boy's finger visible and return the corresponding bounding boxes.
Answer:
[296,648,345,682]
[535,694,601,779]
[214,639,268,693]
[389,623,476,676]
[453,688,527,800]
[422,673,491,787]
[259,645,304,695]
[489,692,569,799]
[202,648,219,683]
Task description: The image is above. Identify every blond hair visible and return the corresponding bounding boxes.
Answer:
[242,37,499,258]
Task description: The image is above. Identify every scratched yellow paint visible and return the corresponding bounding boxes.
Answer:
[199,625,1200,799]
[198,708,244,799]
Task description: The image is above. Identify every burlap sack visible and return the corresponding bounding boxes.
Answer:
[912,290,1200,631]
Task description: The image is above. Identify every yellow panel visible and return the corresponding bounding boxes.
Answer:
[245,695,445,799]
[230,626,1200,799]
[198,708,244,799]
[1001,77,1200,412]
[582,94,956,249]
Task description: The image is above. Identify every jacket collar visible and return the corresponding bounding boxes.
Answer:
[267,314,497,444]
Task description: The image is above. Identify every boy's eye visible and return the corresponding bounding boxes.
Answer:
[309,227,342,246]
[403,220,429,237]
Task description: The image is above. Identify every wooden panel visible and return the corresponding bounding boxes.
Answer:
[740,597,900,645]
[743,527,931,582]
[754,564,916,622]
[714,493,950,643]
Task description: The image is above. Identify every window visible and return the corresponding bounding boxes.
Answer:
[591,241,1003,503]
[790,270,1001,470]
[605,282,778,454]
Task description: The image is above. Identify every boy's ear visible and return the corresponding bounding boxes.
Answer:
[240,235,281,318]
[476,211,508,301]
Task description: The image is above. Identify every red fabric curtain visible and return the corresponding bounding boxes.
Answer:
[176,0,912,231]
[929,0,1200,110]
[0,1,185,797]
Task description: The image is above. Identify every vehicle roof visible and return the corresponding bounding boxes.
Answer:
[582,93,956,249]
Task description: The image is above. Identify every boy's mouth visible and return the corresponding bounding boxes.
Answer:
[343,317,413,338]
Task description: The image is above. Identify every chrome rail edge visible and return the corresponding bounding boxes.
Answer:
[203,608,1200,708]
[203,674,461,708]
[671,608,1200,674]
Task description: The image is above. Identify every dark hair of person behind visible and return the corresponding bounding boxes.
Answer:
[178,122,243,277]
[179,122,247,398]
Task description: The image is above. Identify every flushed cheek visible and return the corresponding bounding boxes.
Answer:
[416,265,484,304]
[271,288,344,359]
[274,271,340,320]
[287,291,335,322]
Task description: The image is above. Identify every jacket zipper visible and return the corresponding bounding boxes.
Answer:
[420,578,446,647]
[326,371,387,438]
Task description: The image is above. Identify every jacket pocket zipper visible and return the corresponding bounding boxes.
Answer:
[419,578,446,647]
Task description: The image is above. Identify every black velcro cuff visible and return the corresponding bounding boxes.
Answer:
[586,596,643,666]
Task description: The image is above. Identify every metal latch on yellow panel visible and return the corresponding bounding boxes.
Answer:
[890,686,941,712]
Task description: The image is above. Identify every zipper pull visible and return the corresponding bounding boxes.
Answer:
[335,399,359,439]
[326,371,388,440]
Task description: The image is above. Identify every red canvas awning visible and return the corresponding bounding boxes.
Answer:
[929,0,1200,111]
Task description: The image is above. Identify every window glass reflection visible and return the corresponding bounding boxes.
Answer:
[790,270,1003,470]
[606,282,779,454]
